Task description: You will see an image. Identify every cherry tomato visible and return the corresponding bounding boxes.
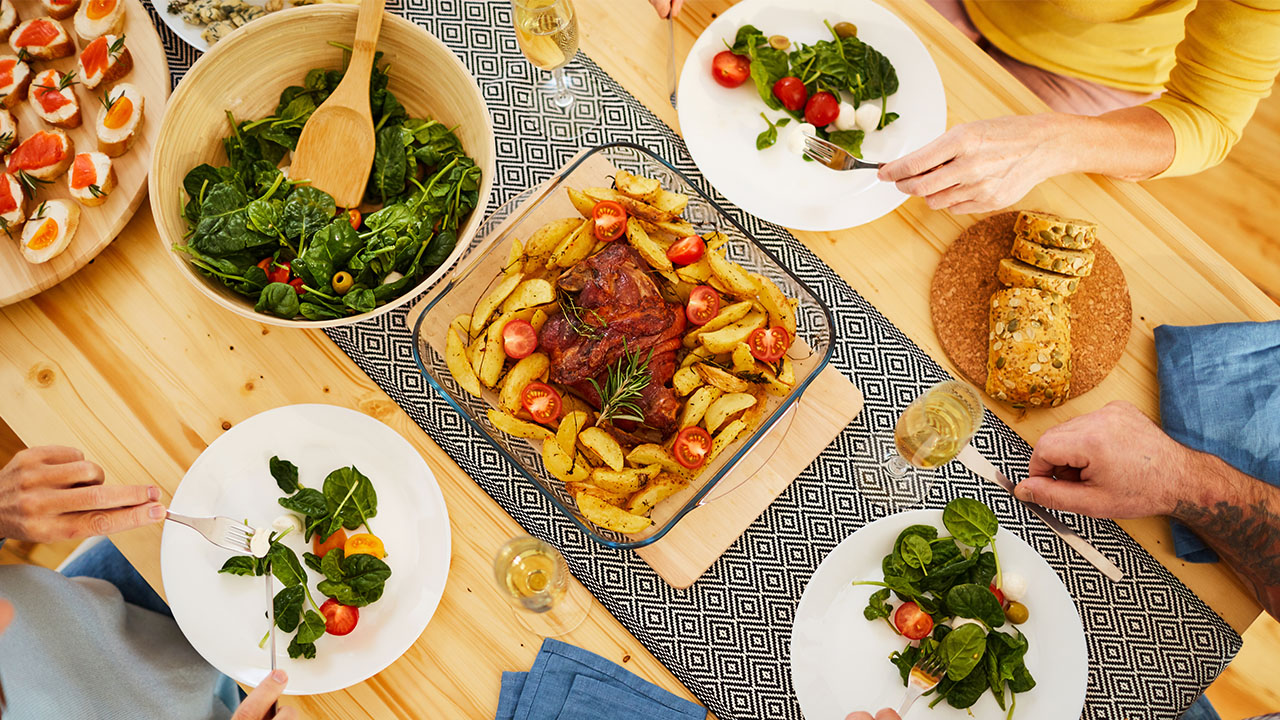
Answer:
[673,426,713,469]
[989,583,1006,608]
[521,381,562,424]
[320,598,359,636]
[312,527,347,558]
[289,278,306,295]
[344,532,386,559]
[805,91,840,127]
[686,285,721,326]
[346,208,362,231]
[710,50,750,88]
[502,318,538,359]
[772,76,808,112]
[257,257,290,285]
[666,235,706,266]
[592,201,627,242]
[749,325,790,362]
[893,601,934,640]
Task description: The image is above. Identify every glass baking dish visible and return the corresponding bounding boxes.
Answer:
[411,142,835,549]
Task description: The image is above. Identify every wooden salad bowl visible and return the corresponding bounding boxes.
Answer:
[150,5,495,328]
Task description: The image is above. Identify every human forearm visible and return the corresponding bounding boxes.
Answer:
[1056,106,1175,182]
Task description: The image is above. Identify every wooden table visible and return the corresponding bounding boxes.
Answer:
[0,1,1273,717]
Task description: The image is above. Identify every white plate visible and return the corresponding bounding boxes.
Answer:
[791,510,1087,720]
[160,404,451,695]
[150,0,215,52]
[677,0,946,231]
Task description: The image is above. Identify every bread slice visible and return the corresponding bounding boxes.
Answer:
[1014,210,1096,250]
[41,0,80,20]
[30,69,81,128]
[77,34,131,90]
[996,258,1080,296]
[10,18,74,60]
[0,54,29,109]
[6,129,74,180]
[0,0,19,42]
[1011,235,1095,278]
[986,287,1071,408]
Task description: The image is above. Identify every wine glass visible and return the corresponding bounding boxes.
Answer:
[493,535,591,637]
[510,0,597,141]
[874,380,984,507]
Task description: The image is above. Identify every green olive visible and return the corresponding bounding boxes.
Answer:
[833,21,858,39]
[1004,601,1029,625]
[331,271,354,295]
[768,34,790,50]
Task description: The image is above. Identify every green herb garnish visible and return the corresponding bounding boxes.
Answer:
[589,344,653,426]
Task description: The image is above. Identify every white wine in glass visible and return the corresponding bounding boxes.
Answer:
[493,535,589,636]
[884,381,984,489]
[512,0,580,109]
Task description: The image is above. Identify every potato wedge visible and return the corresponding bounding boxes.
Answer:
[470,273,524,336]
[704,392,757,433]
[567,481,629,507]
[526,217,583,258]
[707,250,759,298]
[476,318,510,387]
[694,363,752,393]
[548,219,595,268]
[583,187,675,223]
[731,342,756,374]
[530,307,551,333]
[675,257,713,284]
[579,426,625,471]
[590,465,658,494]
[626,217,674,272]
[649,218,697,237]
[680,385,724,429]
[779,356,796,384]
[626,444,685,474]
[500,278,556,315]
[575,492,651,534]
[567,188,596,217]
[487,408,554,441]
[544,438,591,483]
[498,353,550,413]
[698,311,768,354]
[503,238,524,277]
[685,300,751,340]
[557,410,589,456]
[614,169,662,203]
[754,362,793,397]
[703,232,730,252]
[450,313,472,338]
[672,365,703,396]
[560,393,595,420]
[651,189,689,215]
[680,346,715,369]
[706,419,749,466]
[752,272,797,335]
[626,473,690,516]
[739,388,768,431]
[445,326,482,397]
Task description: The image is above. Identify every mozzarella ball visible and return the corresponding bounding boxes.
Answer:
[1001,572,1028,603]
[249,527,271,558]
[832,101,858,132]
[949,617,986,633]
[271,514,303,535]
[786,122,816,155]
[854,103,882,132]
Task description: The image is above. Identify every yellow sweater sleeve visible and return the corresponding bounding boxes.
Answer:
[1145,0,1280,178]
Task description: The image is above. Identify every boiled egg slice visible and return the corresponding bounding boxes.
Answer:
[20,199,79,264]
[96,82,143,156]
[0,171,24,232]
[67,151,114,206]
[75,0,126,42]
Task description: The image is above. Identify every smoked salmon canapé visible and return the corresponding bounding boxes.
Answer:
[77,34,130,90]
[10,18,73,60]
[30,69,81,128]
[75,0,124,42]
[67,150,113,206]
[0,171,25,232]
[0,0,18,43]
[0,108,16,155]
[96,82,141,157]
[7,129,74,180]
[0,55,31,109]
[41,0,80,21]
[20,199,79,263]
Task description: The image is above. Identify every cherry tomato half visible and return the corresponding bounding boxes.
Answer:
[502,318,538,359]
[592,200,627,242]
[313,527,347,558]
[805,91,840,127]
[666,235,706,266]
[893,601,934,640]
[257,257,290,285]
[686,285,721,326]
[320,598,359,636]
[344,532,386,559]
[989,583,1006,608]
[521,381,562,424]
[346,208,362,231]
[289,277,306,295]
[772,76,808,112]
[674,426,713,469]
[749,325,790,362]
[711,50,750,88]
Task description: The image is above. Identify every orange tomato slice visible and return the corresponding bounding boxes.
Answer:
[26,219,59,251]
[71,155,96,190]
[343,533,386,559]
[312,527,347,558]
[87,0,116,20]
[104,96,132,129]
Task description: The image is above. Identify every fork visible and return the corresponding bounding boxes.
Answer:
[897,651,945,717]
[802,134,883,171]
[165,511,253,553]
[666,18,678,110]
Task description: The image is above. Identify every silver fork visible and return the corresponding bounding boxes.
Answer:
[666,18,678,110]
[803,134,882,171]
[165,511,253,553]
[898,651,946,717]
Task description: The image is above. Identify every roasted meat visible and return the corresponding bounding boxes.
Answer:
[539,243,685,433]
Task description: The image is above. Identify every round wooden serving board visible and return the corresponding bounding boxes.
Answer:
[930,210,1132,403]
[0,0,169,306]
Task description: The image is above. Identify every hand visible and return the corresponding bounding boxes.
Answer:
[1013,401,1197,518]
[0,446,165,543]
[877,114,1077,214]
[648,0,685,19]
[0,598,12,636]
[232,669,296,720]
[845,710,901,720]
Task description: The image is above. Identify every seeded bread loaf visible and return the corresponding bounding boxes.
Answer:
[996,258,1081,296]
[986,287,1071,408]
[1014,210,1096,250]
[1011,236,1095,277]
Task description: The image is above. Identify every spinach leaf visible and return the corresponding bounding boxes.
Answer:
[316,579,366,607]
[966,550,999,588]
[342,288,376,314]
[288,636,317,660]
[748,44,788,111]
[879,111,900,129]
[280,185,336,242]
[937,623,986,681]
[894,524,939,557]
[987,647,1006,710]
[299,302,345,321]
[320,548,345,581]
[888,645,920,686]
[296,610,326,645]
[943,498,999,548]
[756,113,790,150]
[266,543,307,588]
[729,25,765,55]
[189,184,270,258]
[303,551,324,574]
[269,456,300,494]
[279,488,327,518]
[364,202,415,234]
[343,553,392,598]
[273,584,304,633]
[254,282,301,319]
[291,218,361,290]
[900,535,933,571]
[323,465,378,531]
[826,129,864,158]
[218,556,260,577]
[1008,662,1036,693]
[246,198,283,238]
[944,662,989,708]
[863,588,893,621]
[371,125,408,203]
[945,583,1006,628]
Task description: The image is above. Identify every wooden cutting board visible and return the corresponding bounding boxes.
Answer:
[0,0,169,306]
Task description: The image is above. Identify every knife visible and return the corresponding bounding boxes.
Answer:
[265,562,279,715]
[957,445,1124,582]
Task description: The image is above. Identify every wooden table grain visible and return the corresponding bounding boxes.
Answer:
[0,1,1273,717]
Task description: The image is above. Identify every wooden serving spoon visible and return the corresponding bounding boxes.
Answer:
[290,0,387,208]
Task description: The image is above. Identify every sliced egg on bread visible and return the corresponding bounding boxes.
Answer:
[10,18,74,61]
[0,171,24,232]
[30,69,81,128]
[0,0,18,43]
[0,55,31,109]
[7,128,74,180]
[78,34,131,90]
[75,0,125,42]
[67,150,113,206]
[96,82,142,157]
[20,199,79,264]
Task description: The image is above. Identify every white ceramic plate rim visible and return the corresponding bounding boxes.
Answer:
[677,0,946,231]
[160,404,451,695]
[790,509,1088,720]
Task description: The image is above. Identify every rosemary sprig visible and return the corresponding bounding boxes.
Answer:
[0,217,12,239]
[0,131,12,149]
[35,70,77,94]
[100,88,123,113]
[108,35,126,59]
[589,344,653,426]
[88,183,104,198]
[15,171,51,197]
[557,289,604,340]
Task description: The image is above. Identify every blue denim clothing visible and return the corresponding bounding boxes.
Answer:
[1182,694,1222,720]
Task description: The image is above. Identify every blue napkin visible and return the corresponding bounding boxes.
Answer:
[1154,321,1280,562]
[495,638,706,720]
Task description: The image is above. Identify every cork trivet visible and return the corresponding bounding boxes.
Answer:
[930,211,1131,404]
